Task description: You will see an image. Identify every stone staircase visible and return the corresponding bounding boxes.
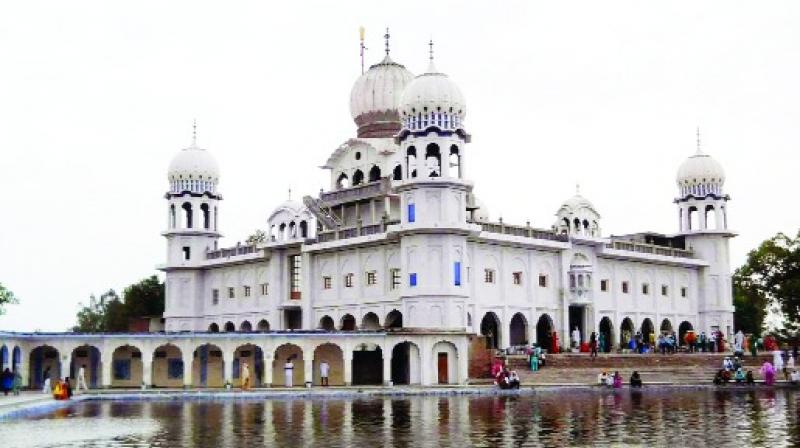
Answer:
[480,353,773,386]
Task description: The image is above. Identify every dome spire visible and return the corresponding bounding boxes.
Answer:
[191,118,198,147]
[695,125,703,155]
[426,38,438,73]
[384,27,390,56]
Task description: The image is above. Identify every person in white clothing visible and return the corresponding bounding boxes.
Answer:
[320,361,330,387]
[284,359,294,387]
[241,361,251,390]
[76,365,89,392]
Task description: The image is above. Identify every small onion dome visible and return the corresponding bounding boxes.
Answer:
[399,59,466,132]
[167,143,220,194]
[558,193,599,216]
[676,149,725,188]
[349,54,414,138]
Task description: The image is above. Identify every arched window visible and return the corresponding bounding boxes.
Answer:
[573,218,581,234]
[279,223,287,241]
[200,204,210,229]
[368,165,381,182]
[705,204,716,230]
[181,202,193,229]
[407,147,417,178]
[352,169,364,186]
[688,206,699,230]
[425,143,441,177]
[582,219,590,235]
[170,204,176,228]
[299,221,308,238]
[289,221,297,238]
[393,164,402,181]
[337,173,350,189]
[449,145,461,178]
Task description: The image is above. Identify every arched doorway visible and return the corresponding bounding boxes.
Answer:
[234,344,263,388]
[152,344,183,388]
[391,341,421,385]
[273,344,304,387]
[193,343,224,388]
[361,312,380,330]
[0,345,7,371]
[536,314,554,352]
[208,323,220,333]
[660,318,673,335]
[678,321,694,346]
[70,345,101,389]
[111,345,143,388]
[598,317,614,353]
[240,321,253,332]
[341,314,357,331]
[352,343,383,385]
[432,341,458,385]
[385,310,403,329]
[319,315,335,331]
[29,345,60,389]
[224,321,235,332]
[509,313,528,346]
[313,343,344,386]
[641,318,655,347]
[257,319,270,332]
[480,312,501,349]
[620,317,635,349]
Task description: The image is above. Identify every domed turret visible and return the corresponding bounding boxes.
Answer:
[554,187,601,237]
[350,42,414,138]
[675,130,730,233]
[168,129,220,195]
[267,197,316,242]
[676,149,725,198]
[399,54,466,133]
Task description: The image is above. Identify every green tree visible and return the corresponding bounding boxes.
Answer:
[0,283,19,315]
[123,275,165,318]
[733,271,766,336]
[734,231,800,337]
[73,290,121,332]
[246,229,267,245]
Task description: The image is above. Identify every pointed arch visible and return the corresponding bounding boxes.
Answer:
[449,144,461,178]
[509,313,528,346]
[480,312,501,349]
[352,169,364,186]
[337,173,350,189]
[368,165,381,182]
[393,164,402,181]
[425,143,441,177]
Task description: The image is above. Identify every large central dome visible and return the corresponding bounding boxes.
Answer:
[349,54,414,138]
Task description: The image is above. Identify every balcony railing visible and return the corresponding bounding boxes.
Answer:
[469,220,569,242]
[320,178,391,206]
[316,219,400,243]
[206,244,258,260]
[605,241,692,258]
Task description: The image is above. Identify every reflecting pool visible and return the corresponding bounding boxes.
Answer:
[4,388,799,447]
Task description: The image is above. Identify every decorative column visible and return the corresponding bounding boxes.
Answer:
[383,349,392,386]
[101,351,113,388]
[343,351,353,386]
[142,359,153,388]
[304,357,313,387]
[263,351,274,387]
[458,341,469,384]
[182,351,194,388]
[223,351,233,387]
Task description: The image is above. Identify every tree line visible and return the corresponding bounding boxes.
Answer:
[72,275,164,332]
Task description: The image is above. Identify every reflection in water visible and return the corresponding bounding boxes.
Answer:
[3,388,800,447]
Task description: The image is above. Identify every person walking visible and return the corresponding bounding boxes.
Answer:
[1,368,13,396]
[320,360,330,386]
[284,358,294,388]
[76,364,89,393]
[241,361,251,390]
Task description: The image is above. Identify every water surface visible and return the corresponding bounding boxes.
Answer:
[4,388,799,447]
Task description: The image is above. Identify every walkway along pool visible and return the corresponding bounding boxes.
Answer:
[1,386,799,447]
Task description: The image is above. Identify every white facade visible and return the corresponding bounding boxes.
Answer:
[160,41,736,353]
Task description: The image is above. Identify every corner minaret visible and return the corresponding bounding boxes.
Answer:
[162,122,222,331]
[674,129,735,338]
[393,41,473,329]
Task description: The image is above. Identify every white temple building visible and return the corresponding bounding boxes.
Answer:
[0,34,735,390]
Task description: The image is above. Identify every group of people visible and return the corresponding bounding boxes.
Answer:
[714,356,755,385]
[491,360,520,389]
[1,368,22,396]
[596,371,642,388]
[526,344,547,371]
[40,365,90,399]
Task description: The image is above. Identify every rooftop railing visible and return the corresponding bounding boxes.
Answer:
[320,178,391,206]
[469,220,569,242]
[605,240,692,258]
[206,244,258,260]
[316,219,400,243]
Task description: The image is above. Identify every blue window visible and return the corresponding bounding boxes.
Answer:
[408,204,416,223]
[113,359,131,380]
[454,262,461,286]
[410,273,417,287]
[168,359,184,379]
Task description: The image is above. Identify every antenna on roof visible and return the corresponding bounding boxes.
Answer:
[384,27,390,56]
[359,26,367,74]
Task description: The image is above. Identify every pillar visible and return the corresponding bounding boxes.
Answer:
[223,352,233,387]
[343,351,353,386]
[458,341,469,384]
[383,350,392,386]
[499,312,510,350]
[101,351,113,388]
[142,359,153,388]
[303,357,313,387]
[182,351,194,388]
[263,352,274,387]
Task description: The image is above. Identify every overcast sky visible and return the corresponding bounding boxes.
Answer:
[1,1,798,331]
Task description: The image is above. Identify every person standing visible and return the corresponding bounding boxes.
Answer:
[284,358,294,388]
[12,368,21,396]
[42,366,51,394]
[589,332,598,358]
[76,364,89,393]
[319,360,330,386]
[1,368,12,396]
[241,361,251,390]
